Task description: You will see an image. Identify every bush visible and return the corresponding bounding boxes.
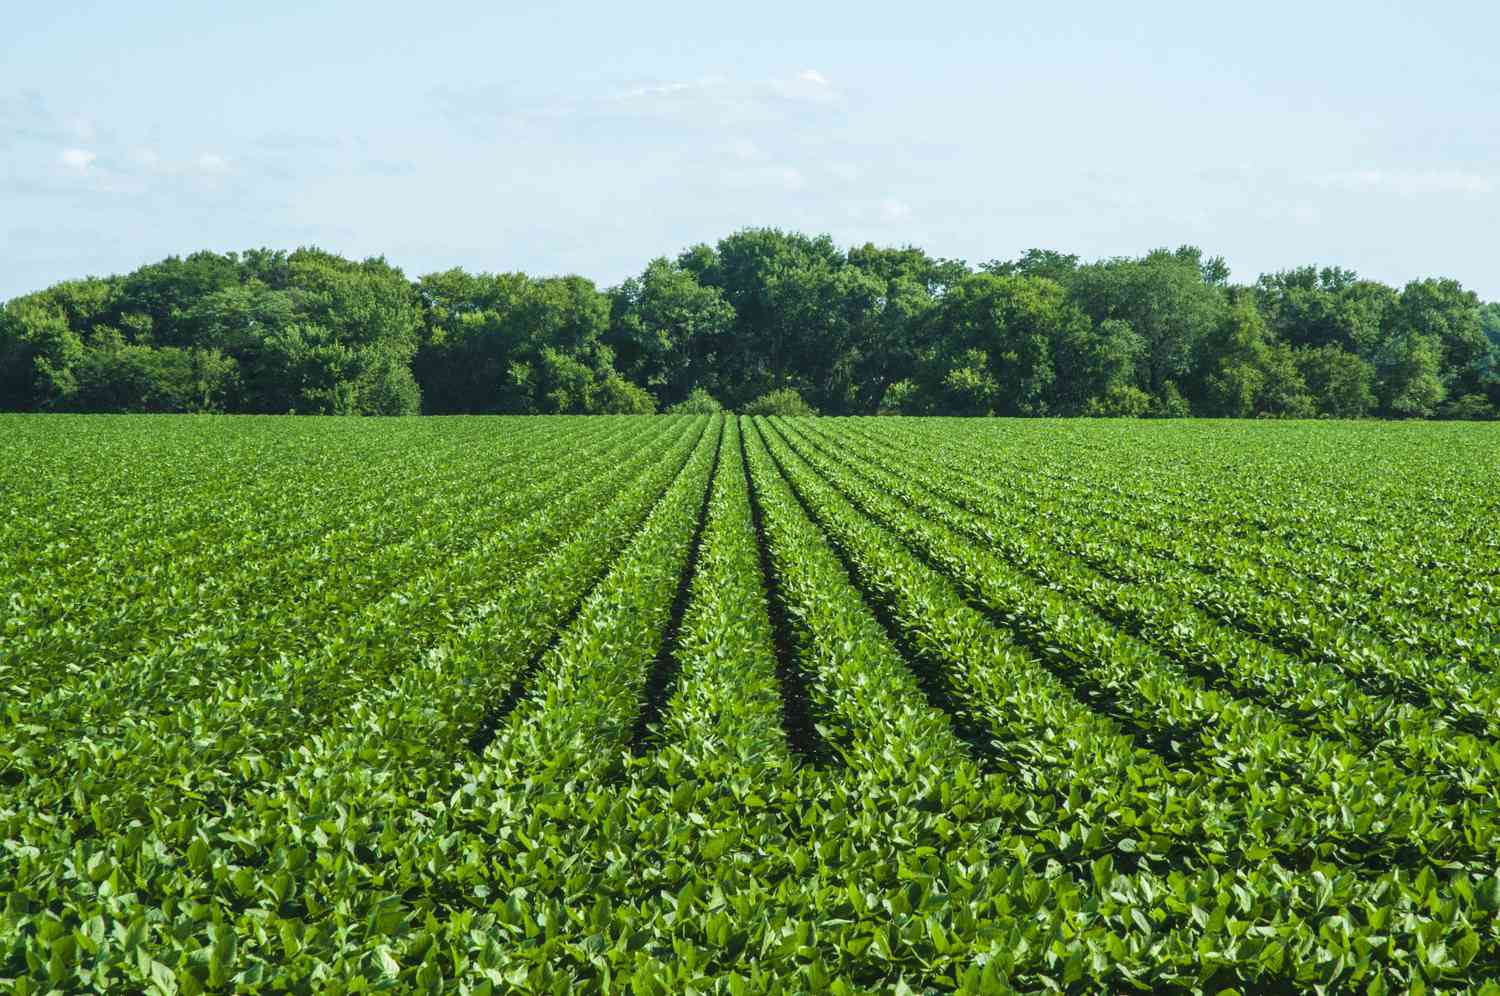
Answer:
[1083,383,1151,418]
[356,355,423,415]
[1439,394,1497,420]
[1147,381,1191,418]
[665,387,722,414]
[741,387,818,416]
[593,373,657,414]
[71,342,239,413]
[877,379,923,415]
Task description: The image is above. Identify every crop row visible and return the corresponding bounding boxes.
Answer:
[4,414,1498,994]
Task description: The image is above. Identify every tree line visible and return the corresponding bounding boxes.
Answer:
[3,230,1497,418]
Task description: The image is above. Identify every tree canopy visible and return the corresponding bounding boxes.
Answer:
[3,231,1496,419]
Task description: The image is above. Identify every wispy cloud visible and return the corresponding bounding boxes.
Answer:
[723,164,807,192]
[605,77,724,104]
[59,148,96,171]
[728,137,767,161]
[879,197,913,221]
[844,196,918,224]
[1316,169,1493,196]
[436,69,849,131]
[1,90,69,147]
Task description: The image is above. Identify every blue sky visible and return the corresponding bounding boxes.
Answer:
[3,0,1497,301]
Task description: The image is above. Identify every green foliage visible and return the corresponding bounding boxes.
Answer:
[594,371,658,414]
[1255,265,1395,355]
[1378,332,1447,418]
[607,258,735,407]
[354,352,423,415]
[1438,393,1497,420]
[1296,344,1377,417]
[72,340,239,413]
[1083,381,1152,417]
[1069,246,1228,399]
[741,387,817,416]
[665,387,722,414]
[927,273,1084,415]
[0,233,1493,419]
[3,414,1500,992]
[877,377,923,415]
[1148,379,1192,417]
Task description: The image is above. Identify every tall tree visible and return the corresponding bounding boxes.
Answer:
[606,257,734,407]
[927,273,1091,416]
[1068,248,1227,400]
[1384,278,1488,397]
[678,228,845,404]
[1254,266,1395,356]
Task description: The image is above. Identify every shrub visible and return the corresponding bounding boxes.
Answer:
[877,379,923,415]
[1439,394,1497,420]
[593,373,657,414]
[666,387,722,414]
[1083,383,1151,418]
[357,355,423,415]
[741,387,818,416]
[1147,381,1191,418]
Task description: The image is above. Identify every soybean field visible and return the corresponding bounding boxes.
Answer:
[5,413,1500,994]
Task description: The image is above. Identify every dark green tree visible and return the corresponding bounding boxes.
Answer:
[1069,248,1227,401]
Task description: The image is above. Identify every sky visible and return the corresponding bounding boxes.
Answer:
[3,0,1497,301]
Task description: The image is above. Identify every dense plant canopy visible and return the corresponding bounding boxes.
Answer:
[2,230,1497,418]
[3,414,1500,992]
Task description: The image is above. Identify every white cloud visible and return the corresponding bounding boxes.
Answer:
[769,69,842,106]
[728,137,766,161]
[437,69,848,134]
[770,165,805,191]
[879,197,913,221]
[1318,169,1492,196]
[197,152,230,172]
[723,164,806,191]
[607,78,721,104]
[59,148,96,171]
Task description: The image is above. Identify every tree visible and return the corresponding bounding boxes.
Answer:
[0,294,86,408]
[1069,248,1226,402]
[1438,394,1497,420]
[593,372,656,414]
[70,339,238,412]
[1376,333,1445,418]
[742,388,817,416]
[665,387,723,414]
[1254,266,1395,356]
[1256,343,1314,418]
[842,244,956,413]
[1295,346,1376,418]
[1054,318,1143,415]
[927,273,1089,416]
[2,232,1496,421]
[607,258,734,408]
[1190,294,1311,417]
[1194,295,1269,417]
[1480,303,1500,407]
[1384,278,1488,397]
[354,352,423,415]
[981,248,1080,284]
[413,270,614,414]
[678,228,845,405]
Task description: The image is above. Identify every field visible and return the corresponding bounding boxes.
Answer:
[3,414,1500,994]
